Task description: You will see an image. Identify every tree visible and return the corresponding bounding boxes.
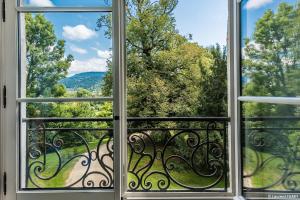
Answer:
[25,14,73,98]
[25,14,113,145]
[99,0,215,118]
[242,2,300,117]
[199,44,227,117]
[242,2,300,156]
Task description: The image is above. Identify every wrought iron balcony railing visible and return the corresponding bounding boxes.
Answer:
[21,115,300,193]
[22,117,229,191]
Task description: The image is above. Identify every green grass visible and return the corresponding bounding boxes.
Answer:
[27,141,99,188]
[244,146,300,190]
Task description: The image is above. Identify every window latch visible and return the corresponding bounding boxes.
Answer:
[3,85,6,108]
[114,115,120,121]
[3,172,6,195]
[2,0,5,22]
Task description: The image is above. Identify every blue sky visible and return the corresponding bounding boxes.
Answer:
[42,12,112,76]
[241,0,298,46]
[174,0,228,47]
[23,0,298,75]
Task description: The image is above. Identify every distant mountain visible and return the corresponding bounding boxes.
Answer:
[60,72,106,90]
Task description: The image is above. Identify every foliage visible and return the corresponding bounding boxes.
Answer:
[99,0,226,118]
[98,0,228,163]
[242,2,300,117]
[25,14,113,146]
[25,14,73,98]
[199,44,228,116]
[242,2,300,156]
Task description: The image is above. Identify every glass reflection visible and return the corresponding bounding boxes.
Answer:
[241,0,300,97]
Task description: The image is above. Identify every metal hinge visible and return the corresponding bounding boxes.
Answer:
[3,172,7,195]
[3,85,6,108]
[2,0,5,22]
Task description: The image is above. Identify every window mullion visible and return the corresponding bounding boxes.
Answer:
[232,0,243,198]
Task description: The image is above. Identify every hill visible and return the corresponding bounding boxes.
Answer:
[60,72,106,91]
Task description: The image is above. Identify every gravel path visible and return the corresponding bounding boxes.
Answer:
[243,175,253,188]
[66,145,113,187]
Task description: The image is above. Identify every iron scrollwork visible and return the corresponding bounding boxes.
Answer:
[26,120,114,189]
[127,120,228,192]
[243,118,300,192]
[25,117,228,192]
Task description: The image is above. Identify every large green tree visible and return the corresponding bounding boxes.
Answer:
[242,2,300,156]
[199,44,227,116]
[243,2,300,117]
[100,0,218,118]
[25,14,73,98]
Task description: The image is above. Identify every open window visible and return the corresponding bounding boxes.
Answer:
[1,0,300,200]
[239,0,300,199]
[124,0,230,194]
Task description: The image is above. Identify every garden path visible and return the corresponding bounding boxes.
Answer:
[66,144,113,187]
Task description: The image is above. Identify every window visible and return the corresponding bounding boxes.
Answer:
[1,0,124,200]
[1,0,299,200]
[19,10,114,189]
[240,0,300,198]
[124,0,230,193]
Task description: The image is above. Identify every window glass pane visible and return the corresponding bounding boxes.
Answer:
[242,102,300,196]
[124,0,229,192]
[20,12,112,98]
[20,0,111,7]
[19,12,113,189]
[241,0,300,97]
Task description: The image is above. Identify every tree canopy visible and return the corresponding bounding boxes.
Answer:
[25,14,73,98]
[242,2,300,117]
[100,0,227,117]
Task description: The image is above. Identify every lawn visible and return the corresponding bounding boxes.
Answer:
[27,141,99,188]
[243,146,300,190]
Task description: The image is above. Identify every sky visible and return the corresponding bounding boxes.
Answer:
[22,0,298,76]
[174,0,228,47]
[241,0,298,45]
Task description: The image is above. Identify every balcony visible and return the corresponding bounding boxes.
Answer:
[22,117,229,192]
[21,116,300,194]
[1,0,300,199]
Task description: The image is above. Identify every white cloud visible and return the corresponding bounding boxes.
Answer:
[246,0,273,10]
[97,50,112,59]
[242,41,261,59]
[70,45,87,54]
[62,25,96,41]
[28,0,54,7]
[69,58,108,74]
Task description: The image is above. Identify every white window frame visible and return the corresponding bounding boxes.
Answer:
[236,0,300,199]
[3,0,298,199]
[3,0,238,200]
